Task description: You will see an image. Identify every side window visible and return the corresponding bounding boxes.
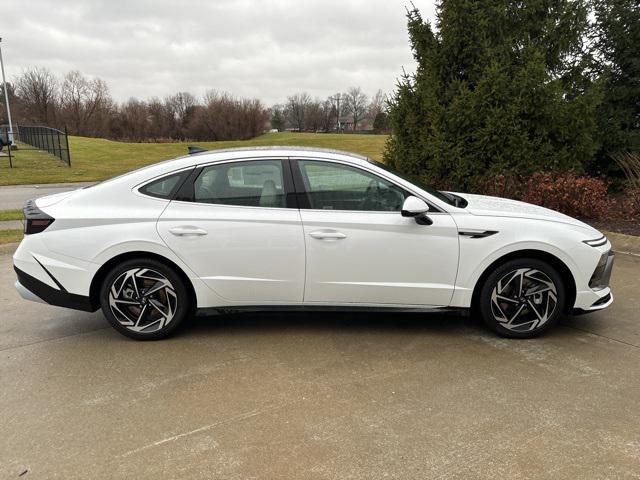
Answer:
[139,171,188,199]
[298,160,407,212]
[194,160,286,208]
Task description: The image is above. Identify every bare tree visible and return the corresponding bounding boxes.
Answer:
[367,89,386,122]
[342,86,368,131]
[114,98,150,141]
[285,92,311,131]
[320,97,336,132]
[15,67,58,124]
[188,90,268,141]
[165,91,197,139]
[60,71,110,135]
[306,98,326,132]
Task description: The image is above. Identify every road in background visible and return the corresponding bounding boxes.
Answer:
[0,182,94,209]
[1,251,639,478]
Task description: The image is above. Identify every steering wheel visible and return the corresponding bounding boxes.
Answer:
[362,179,382,210]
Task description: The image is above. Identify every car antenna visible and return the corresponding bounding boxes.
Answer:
[188,146,208,155]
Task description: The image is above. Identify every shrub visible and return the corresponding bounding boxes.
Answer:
[521,172,611,220]
[472,174,523,199]
[619,187,640,219]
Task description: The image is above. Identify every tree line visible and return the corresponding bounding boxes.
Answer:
[0,68,390,142]
[384,0,639,189]
[0,69,269,142]
[270,88,390,133]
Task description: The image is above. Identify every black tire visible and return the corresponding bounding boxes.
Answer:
[99,258,191,340]
[478,258,566,338]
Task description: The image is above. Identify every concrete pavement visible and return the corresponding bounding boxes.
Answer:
[0,251,639,478]
[0,182,94,209]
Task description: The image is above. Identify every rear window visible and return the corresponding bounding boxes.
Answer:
[139,171,190,199]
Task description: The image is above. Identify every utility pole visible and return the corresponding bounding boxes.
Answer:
[0,37,14,146]
[334,93,341,133]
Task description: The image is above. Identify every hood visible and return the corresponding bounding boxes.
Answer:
[454,192,594,229]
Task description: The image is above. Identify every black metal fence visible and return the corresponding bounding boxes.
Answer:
[0,125,14,168]
[16,125,71,165]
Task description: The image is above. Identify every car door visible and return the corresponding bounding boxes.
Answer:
[157,158,305,304]
[293,158,459,306]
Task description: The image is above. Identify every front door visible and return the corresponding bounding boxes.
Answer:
[157,159,305,304]
[294,159,459,306]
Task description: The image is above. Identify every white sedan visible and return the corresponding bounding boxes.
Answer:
[13,147,614,340]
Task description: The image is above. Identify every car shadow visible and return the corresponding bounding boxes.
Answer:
[180,309,484,338]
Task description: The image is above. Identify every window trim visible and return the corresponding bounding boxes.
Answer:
[289,158,443,213]
[173,157,298,209]
[137,168,194,200]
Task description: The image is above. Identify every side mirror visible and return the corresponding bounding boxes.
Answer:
[401,196,429,217]
[401,196,433,225]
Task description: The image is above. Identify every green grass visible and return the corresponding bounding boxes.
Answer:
[0,229,23,245]
[0,209,22,221]
[0,133,388,186]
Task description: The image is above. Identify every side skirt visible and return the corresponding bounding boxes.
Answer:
[197,305,469,317]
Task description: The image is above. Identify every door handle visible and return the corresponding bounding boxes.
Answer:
[309,230,347,240]
[169,226,208,236]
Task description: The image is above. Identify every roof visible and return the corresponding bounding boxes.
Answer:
[186,145,371,162]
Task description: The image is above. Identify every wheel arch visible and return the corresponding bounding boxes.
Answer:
[470,249,577,314]
[89,251,197,311]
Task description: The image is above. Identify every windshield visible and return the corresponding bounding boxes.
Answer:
[368,160,464,207]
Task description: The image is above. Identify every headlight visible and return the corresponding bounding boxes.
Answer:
[583,235,607,247]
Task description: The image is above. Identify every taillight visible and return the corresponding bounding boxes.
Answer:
[23,199,55,235]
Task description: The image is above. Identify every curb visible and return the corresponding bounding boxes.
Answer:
[603,230,640,257]
[0,243,18,256]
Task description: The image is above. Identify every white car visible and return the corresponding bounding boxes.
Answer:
[13,147,614,340]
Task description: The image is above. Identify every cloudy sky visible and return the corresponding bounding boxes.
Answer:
[1,0,436,105]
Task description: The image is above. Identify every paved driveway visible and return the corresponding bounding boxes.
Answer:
[0,250,639,479]
[0,182,94,209]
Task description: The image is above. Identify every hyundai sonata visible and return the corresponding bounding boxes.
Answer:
[14,147,614,339]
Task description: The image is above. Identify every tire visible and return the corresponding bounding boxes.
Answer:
[478,258,566,338]
[99,258,191,340]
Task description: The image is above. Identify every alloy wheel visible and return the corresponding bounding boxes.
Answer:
[108,268,178,334]
[490,268,558,332]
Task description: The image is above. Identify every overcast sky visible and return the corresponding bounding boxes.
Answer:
[1,0,436,105]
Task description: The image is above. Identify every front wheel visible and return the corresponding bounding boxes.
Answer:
[99,258,191,340]
[478,258,566,338]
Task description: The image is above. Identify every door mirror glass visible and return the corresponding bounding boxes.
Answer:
[401,196,430,217]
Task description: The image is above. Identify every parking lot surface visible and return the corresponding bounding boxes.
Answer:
[1,251,639,479]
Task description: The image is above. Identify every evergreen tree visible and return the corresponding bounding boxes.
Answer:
[385,1,602,190]
[592,0,640,174]
[270,106,286,131]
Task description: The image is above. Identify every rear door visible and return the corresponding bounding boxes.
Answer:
[157,158,305,304]
[293,158,459,306]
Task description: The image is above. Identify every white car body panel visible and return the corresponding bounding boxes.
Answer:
[157,201,305,304]
[13,146,613,320]
[300,209,458,305]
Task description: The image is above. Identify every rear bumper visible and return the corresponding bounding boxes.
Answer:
[14,266,96,312]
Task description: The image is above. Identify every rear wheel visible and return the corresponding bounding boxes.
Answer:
[99,258,190,340]
[478,258,566,338]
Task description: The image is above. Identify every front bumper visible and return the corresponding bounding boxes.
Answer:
[573,250,615,313]
[589,250,615,290]
[14,266,96,312]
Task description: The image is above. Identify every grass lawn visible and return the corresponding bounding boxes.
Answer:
[0,229,22,245]
[0,133,388,186]
[0,209,23,221]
